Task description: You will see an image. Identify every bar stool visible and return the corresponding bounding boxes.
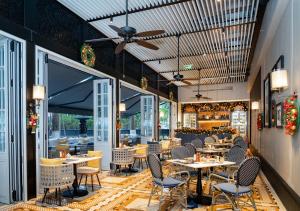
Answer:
[133,144,148,169]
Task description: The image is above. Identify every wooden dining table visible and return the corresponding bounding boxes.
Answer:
[167,159,235,205]
[62,155,101,198]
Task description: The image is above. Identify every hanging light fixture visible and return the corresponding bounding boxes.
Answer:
[271,69,288,91]
[251,101,259,110]
[119,103,126,112]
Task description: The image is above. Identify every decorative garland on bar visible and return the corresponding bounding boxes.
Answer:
[283,95,299,135]
[182,101,248,113]
[81,44,96,67]
[175,128,236,135]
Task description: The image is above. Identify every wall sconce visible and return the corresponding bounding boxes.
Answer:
[271,69,288,91]
[251,101,259,110]
[33,85,45,102]
[119,103,126,112]
[270,55,288,91]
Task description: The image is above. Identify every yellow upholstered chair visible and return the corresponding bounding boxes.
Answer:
[133,144,148,169]
[161,140,171,159]
[77,151,102,191]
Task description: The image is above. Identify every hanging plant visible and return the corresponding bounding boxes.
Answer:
[257,113,263,131]
[140,77,148,90]
[81,43,96,67]
[283,95,299,135]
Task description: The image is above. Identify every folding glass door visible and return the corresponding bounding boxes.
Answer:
[0,37,23,204]
[93,79,113,170]
[140,95,155,143]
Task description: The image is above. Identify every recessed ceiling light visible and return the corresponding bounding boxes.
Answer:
[203,53,206,56]
[110,17,113,23]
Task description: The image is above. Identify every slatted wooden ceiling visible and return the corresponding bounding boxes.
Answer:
[58,0,263,86]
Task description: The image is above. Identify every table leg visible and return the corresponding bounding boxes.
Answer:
[195,168,212,205]
[63,163,88,198]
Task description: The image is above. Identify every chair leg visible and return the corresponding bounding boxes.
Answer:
[91,175,94,191]
[85,175,88,188]
[78,175,83,186]
[158,187,164,209]
[42,188,49,204]
[96,174,102,187]
[58,187,62,206]
[148,186,155,207]
[247,192,257,210]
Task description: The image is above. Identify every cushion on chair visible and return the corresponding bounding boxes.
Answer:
[77,166,99,174]
[40,158,64,165]
[214,183,250,195]
[154,177,184,188]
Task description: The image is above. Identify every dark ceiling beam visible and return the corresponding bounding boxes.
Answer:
[143,47,251,62]
[139,21,255,41]
[87,0,192,22]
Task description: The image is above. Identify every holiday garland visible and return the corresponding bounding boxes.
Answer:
[175,128,237,135]
[140,77,148,90]
[257,113,263,131]
[283,95,299,135]
[81,44,96,67]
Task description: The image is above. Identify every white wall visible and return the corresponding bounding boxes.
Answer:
[249,0,300,196]
[178,82,249,103]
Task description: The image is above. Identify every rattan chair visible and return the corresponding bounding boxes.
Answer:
[191,139,203,149]
[204,136,216,145]
[147,153,190,209]
[112,147,134,174]
[147,141,162,155]
[184,143,196,157]
[77,151,102,191]
[161,140,171,159]
[40,161,74,205]
[234,137,247,151]
[209,145,246,182]
[211,157,261,211]
[171,146,190,159]
[133,144,149,169]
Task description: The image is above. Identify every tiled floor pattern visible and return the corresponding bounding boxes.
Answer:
[3,166,283,211]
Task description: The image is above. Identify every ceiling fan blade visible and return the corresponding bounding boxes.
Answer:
[166,81,174,86]
[135,30,165,37]
[135,40,159,50]
[182,80,192,85]
[115,41,126,54]
[109,25,123,34]
[85,37,120,43]
[201,96,212,100]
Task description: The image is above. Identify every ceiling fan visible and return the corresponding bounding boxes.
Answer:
[85,0,165,54]
[191,70,211,100]
[159,34,192,86]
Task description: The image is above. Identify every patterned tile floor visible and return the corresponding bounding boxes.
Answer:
[3,165,286,211]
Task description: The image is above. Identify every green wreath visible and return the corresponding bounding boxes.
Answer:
[81,44,96,67]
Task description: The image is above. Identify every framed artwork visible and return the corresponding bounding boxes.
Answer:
[264,74,271,127]
[276,103,283,128]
